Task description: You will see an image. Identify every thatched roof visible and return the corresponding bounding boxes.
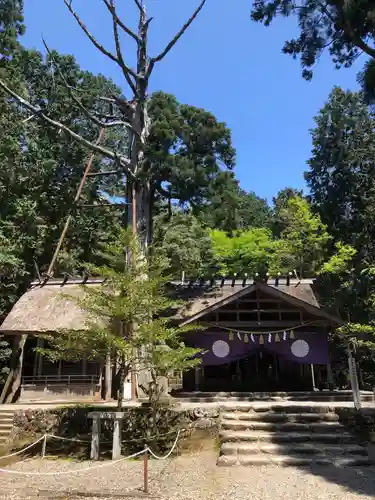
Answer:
[0,279,103,334]
[0,277,342,335]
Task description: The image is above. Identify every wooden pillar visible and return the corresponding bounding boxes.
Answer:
[112,416,122,460]
[236,360,241,384]
[90,415,101,461]
[195,366,201,391]
[310,364,316,391]
[274,355,278,382]
[37,338,43,376]
[104,351,112,400]
[33,339,39,377]
[326,363,334,388]
[82,358,87,376]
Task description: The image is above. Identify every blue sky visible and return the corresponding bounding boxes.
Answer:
[23,0,363,203]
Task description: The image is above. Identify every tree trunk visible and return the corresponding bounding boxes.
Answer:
[104,351,112,401]
[1,334,27,404]
[117,361,126,411]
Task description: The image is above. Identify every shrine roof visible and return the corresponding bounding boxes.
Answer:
[0,277,343,334]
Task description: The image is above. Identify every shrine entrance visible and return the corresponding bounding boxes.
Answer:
[178,279,341,394]
[184,350,314,393]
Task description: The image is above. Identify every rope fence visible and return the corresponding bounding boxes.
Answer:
[0,429,182,493]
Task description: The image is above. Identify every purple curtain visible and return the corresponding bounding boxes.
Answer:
[185,331,329,366]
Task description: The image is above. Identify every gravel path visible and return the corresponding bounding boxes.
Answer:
[0,449,374,499]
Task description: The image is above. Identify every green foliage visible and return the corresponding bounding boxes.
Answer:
[153,211,213,278]
[146,91,236,212]
[277,196,331,277]
[272,187,304,236]
[334,322,375,388]
[208,195,330,277]
[306,87,375,322]
[0,41,126,315]
[0,335,11,385]
[320,243,357,275]
[0,0,24,67]
[198,183,273,233]
[210,228,279,276]
[251,0,375,100]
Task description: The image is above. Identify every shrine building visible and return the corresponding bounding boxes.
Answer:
[0,276,343,402]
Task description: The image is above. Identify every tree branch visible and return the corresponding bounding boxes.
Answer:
[147,0,207,77]
[0,78,133,176]
[108,0,139,95]
[64,0,140,84]
[102,0,140,43]
[133,0,144,13]
[349,33,375,59]
[335,2,375,59]
[64,0,119,64]
[43,39,135,131]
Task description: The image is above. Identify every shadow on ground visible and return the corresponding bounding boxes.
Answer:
[270,426,375,498]
[306,464,375,497]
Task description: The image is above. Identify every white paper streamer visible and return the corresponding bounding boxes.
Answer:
[283,331,287,341]
[251,333,255,343]
[268,333,272,343]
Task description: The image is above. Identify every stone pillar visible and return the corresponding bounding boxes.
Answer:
[90,416,101,461]
[112,416,122,460]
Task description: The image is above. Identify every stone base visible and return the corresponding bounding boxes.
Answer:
[19,383,101,402]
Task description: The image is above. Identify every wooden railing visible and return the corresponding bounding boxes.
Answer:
[21,375,100,386]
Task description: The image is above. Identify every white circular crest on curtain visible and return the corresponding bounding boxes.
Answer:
[291,339,310,358]
[212,340,230,358]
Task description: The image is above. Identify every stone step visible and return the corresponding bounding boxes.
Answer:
[0,428,12,435]
[220,430,357,444]
[217,454,373,467]
[176,391,374,403]
[0,423,13,429]
[221,420,343,433]
[220,404,336,414]
[220,441,368,457]
[222,412,339,422]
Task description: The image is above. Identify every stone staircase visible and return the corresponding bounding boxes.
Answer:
[0,410,15,445]
[175,391,374,403]
[218,403,373,467]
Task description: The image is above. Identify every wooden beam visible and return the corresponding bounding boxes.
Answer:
[239,299,283,303]
[207,321,327,328]
[219,309,302,314]
[256,288,260,324]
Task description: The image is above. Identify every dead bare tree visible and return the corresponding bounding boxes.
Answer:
[0,0,208,402]
[0,0,208,248]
